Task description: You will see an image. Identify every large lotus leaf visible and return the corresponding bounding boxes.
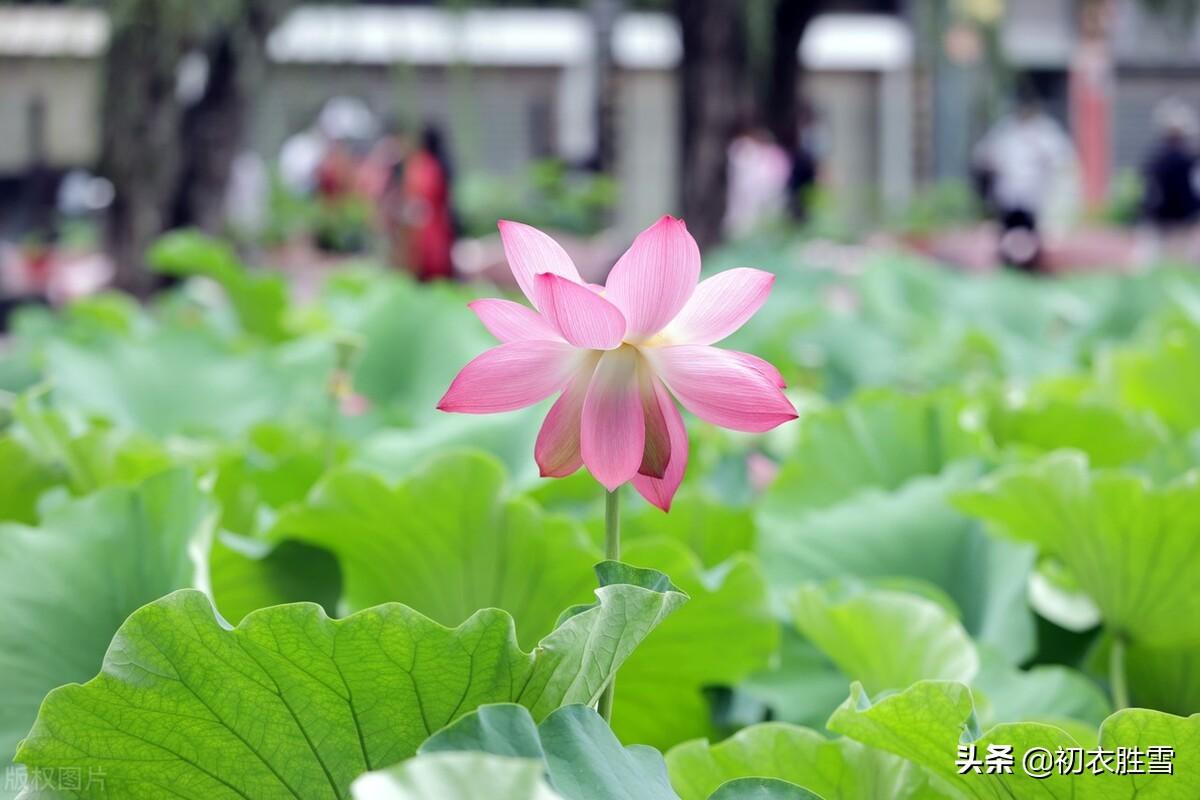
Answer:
[746,595,1105,735]
[1124,641,1200,716]
[827,682,1101,800]
[1098,708,1200,798]
[970,650,1110,734]
[352,753,562,800]
[1106,323,1200,434]
[828,681,1197,800]
[421,704,678,800]
[666,722,953,800]
[210,534,343,625]
[988,398,1165,468]
[16,563,686,799]
[759,465,1035,662]
[40,329,331,438]
[737,629,855,730]
[790,583,979,695]
[0,436,58,524]
[271,451,598,650]
[760,389,991,516]
[420,705,824,800]
[148,230,291,342]
[274,453,771,749]
[325,276,494,423]
[0,471,214,785]
[352,406,548,488]
[9,394,173,496]
[612,540,777,750]
[955,451,1200,647]
[210,421,333,538]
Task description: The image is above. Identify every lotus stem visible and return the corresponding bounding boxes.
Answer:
[598,486,621,723]
[1110,634,1130,710]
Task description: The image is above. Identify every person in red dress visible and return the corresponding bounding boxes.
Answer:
[401,126,456,281]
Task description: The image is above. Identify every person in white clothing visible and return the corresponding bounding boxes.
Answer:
[974,93,1075,271]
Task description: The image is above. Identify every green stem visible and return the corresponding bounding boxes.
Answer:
[1110,633,1130,710]
[598,487,621,723]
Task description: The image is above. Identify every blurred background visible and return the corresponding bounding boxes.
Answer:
[1,0,1199,312]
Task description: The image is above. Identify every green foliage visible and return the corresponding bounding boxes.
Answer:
[457,160,617,238]
[957,452,1200,647]
[5,235,1200,797]
[16,565,685,798]
[0,471,214,775]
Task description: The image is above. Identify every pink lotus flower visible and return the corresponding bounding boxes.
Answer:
[438,216,796,510]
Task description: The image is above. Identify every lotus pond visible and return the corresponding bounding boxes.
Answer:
[1,229,1198,799]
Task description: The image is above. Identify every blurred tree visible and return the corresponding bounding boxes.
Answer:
[100,0,295,296]
[674,0,898,248]
[675,0,748,249]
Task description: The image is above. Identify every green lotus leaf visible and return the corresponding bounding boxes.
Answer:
[666,722,953,800]
[273,453,771,750]
[331,277,495,424]
[353,407,548,488]
[40,328,331,438]
[956,451,1200,647]
[737,628,856,730]
[1107,322,1200,434]
[0,471,214,782]
[707,778,822,800]
[1123,641,1200,716]
[759,465,1035,662]
[760,389,991,516]
[149,231,291,342]
[748,585,1105,734]
[0,436,58,524]
[1098,708,1200,798]
[988,398,1165,467]
[15,563,685,799]
[791,582,979,695]
[8,393,173,496]
[970,650,1110,734]
[270,451,599,650]
[209,534,342,625]
[828,680,1198,800]
[352,753,561,800]
[421,703,678,799]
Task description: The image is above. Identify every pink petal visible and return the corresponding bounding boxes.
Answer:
[647,345,797,433]
[469,298,563,343]
[639,371,671,479]
[604,216,701,339]
[535,355,599,477]
[581,347,645,491]
[534,273,626,350]
[733,352,786,388]
[633,377,688,511]
[666,268,775,345]
[498,220,584,308]
[438,340,581,414]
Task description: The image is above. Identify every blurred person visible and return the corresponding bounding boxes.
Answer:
[787,100,823,223]
[1140,99,1200,265]
[224,151,269,242]
[358,121,410,202]
[373,128,415,271]
[725,123,791,238]
[279,97,380,196]
[400,126,456,281]
[974,90,1074,271]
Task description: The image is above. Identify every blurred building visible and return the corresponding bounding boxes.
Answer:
[3,1,1200,234]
